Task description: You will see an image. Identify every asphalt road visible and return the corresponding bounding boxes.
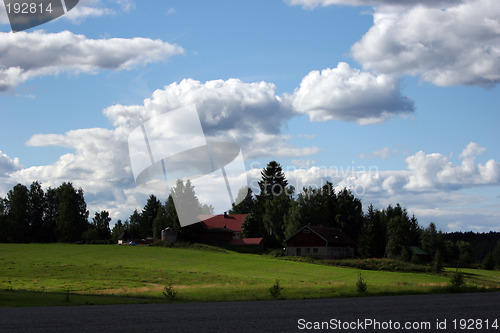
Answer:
[1,292,499,332]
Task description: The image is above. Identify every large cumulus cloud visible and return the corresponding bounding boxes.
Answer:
[352,0,500,86]
[289,62,414,124]
[288,0,500,87]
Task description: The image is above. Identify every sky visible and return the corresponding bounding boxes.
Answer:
[0,0,499,232]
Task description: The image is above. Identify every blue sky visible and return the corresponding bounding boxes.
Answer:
[0,0,499,232]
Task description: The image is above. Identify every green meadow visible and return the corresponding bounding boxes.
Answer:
[1,243,499,307]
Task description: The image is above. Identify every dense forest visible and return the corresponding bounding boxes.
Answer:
[1,161,499,270]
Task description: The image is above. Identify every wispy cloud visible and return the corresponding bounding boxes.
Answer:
[0,30,184,92]
[359,147,396,160]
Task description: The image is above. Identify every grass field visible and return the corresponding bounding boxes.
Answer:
[1,243,499,307]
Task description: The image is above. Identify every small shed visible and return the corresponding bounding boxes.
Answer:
[117,230,131,245]
[408,246,431,262]
[161,227,178,244]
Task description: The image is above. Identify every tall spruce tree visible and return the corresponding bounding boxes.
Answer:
[6,184,29,242]
[334,188,363,242]
[170,179,203,226]
[493,240,500,269]
[243,161,292,243]
[258,161,288,199]
[229,187,255,214]
[128,209,141,239]
[55,182,89,242]
[357,204,377,258]
[28,181,45,242]
[42,187,58,242]
[0,197,7,242]
[92,210,112,240]
[140,195,161,238]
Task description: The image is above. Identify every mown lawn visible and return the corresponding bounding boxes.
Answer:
[0,243,498,307]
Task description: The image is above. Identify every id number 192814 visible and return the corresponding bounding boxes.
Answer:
[5,2,54,14]
[452,319,498,330]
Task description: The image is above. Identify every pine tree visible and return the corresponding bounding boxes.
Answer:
[433,250,443,273]
[335,188,363,243]
[258,161,288,199]
[170,179,202,226]
[28,181,45,242]
[0,196,8,242]
[140,195,160,238]
[55,183,89,242]
[263,188,293,246]
[492,240,500,269]
[7,184,30,242]
[92,210,112,240]
[42,187,58,242]
[164,195,180,230]
[153,203,167,239]
[229,187,255,214]
[111,219,125,244]
[128,209,141,239]
[421,222,439,257]
[482,251,495,270]
[357,204,376,258]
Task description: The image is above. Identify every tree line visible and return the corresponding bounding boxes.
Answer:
[0,181,103,243]
[229,161,500,269]
[1,161,500,269]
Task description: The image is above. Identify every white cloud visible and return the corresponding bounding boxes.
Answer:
[0,151,22,197]
[64,6,114,23]
[285,0,468,10]
[0,150,21,176]
[405,143,500,190]
[289,62,414,124]
[2,77,319,218]
[104,78,319,159]
[63,0,135,23]
[359,147,395,160]
[246,142,499,231]
[0,30,184,91]
[288,0,500,87]
[351,0,500,86]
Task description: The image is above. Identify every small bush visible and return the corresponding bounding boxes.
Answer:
[450,271,465,289]
[432,250,443,273]
[270,249,285,257]
[356,274,367,293]
[269,279,283,299]
[162,283,178,301]
[329,258,428,273]
[482,252,495,270]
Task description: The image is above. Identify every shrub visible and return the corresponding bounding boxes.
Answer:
[450,271,465,289]
[329,258,428,273]
[482,252,495,270]
[432,250,443,273]
[162,283,178,301]
[269,279,283,299]
[356,274,367,293]
[270,249,285,257]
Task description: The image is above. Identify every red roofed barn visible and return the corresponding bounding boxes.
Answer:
[182,213,263,248]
